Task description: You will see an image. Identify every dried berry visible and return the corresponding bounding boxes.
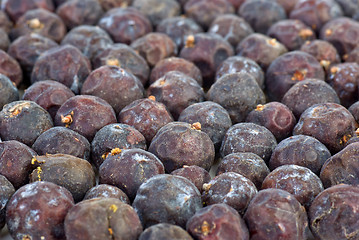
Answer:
[65,198,142,240]
[246,102,296,141]
[202,172,257,214]
[0,140,37,189]
[0,175,15,230]
[0,49,23,87]
[132,0,181,27]
[54,95,117,141]
[178,101,232,150]
[133,174,202,228]
[216,152,270,190]
[99,148,165,201]
[8,33,58,78]
[130,32,177,67]
[148,122,215,172]
[147,71,204,119]
[31,45,91,94]
[32,127,90,161]
[10,8,66,43]
[236,33,288,71]
[309,184,359,240]
[22,80,75,119]
[92,43,149,86]
[207,72,265,124]
[171,165,211,193]
[98,7,152,44]
[91,123,147,169]
[186,204,249,240]
[83,184,130,204]
[320,142,359,188]
[0,100,53,146]
[281,78,340,119]
[56,0,104,29]
[266,51,325,101]
[220,122,277,162]
[156,16,203,50]
[262,164,324,209]
[118,97,173,143]
[269,135,331,175]
[61,25,113,61]
[0,74,19,110]
[81,65,144,114]
[293,103,357,153]
[238,0,286,34]
[244,188,309,239]
[6,181,74,240]
[150,57,202,86]
[140,223,193,240]
[29,153,96,202]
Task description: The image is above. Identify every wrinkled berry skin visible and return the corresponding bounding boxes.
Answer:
[265,51,325,102]
[0,100,53,146]
[6,181,74,240]
[32,127,90,161]
[246,102,296,141]
[91,123,147,169]
[289,0,343,32]
[92,43,149,86]
[293,103,357,153]
[320,17,359,57]
[31,45,91,94]
[207,72,266,124]
[186,204,249,240]
[171,165,211,194]
[236,33,288,71]
[10,8,66,43]
[262,165,324,210]
[0,140,37,189]
[22,80,75,120]
[220,123,277,162]
[281,79,340,119]
[216,152,270,190]
[326,63,359,108]
[0,49,23,87]
[60,25,113,61]
[202,172,258,215]
[244,189,310,240]
[147,71,204,120]
[148,122,215,173]
[8,33,58,78]
[269,135,331,175]
[2,0,54,22]
[118,97,173,143]
[81,65,144,114]
[99,148,165,201]
[65,198,143,240]
[54,95,117,141]
[179,33,234,87]
[309,184,359,240]
[29,154,96,202]
[320,142,359,188]
[133,174,202,228]
[98,7,152,44]
[178,101,232,151]
[56,0,104,29]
